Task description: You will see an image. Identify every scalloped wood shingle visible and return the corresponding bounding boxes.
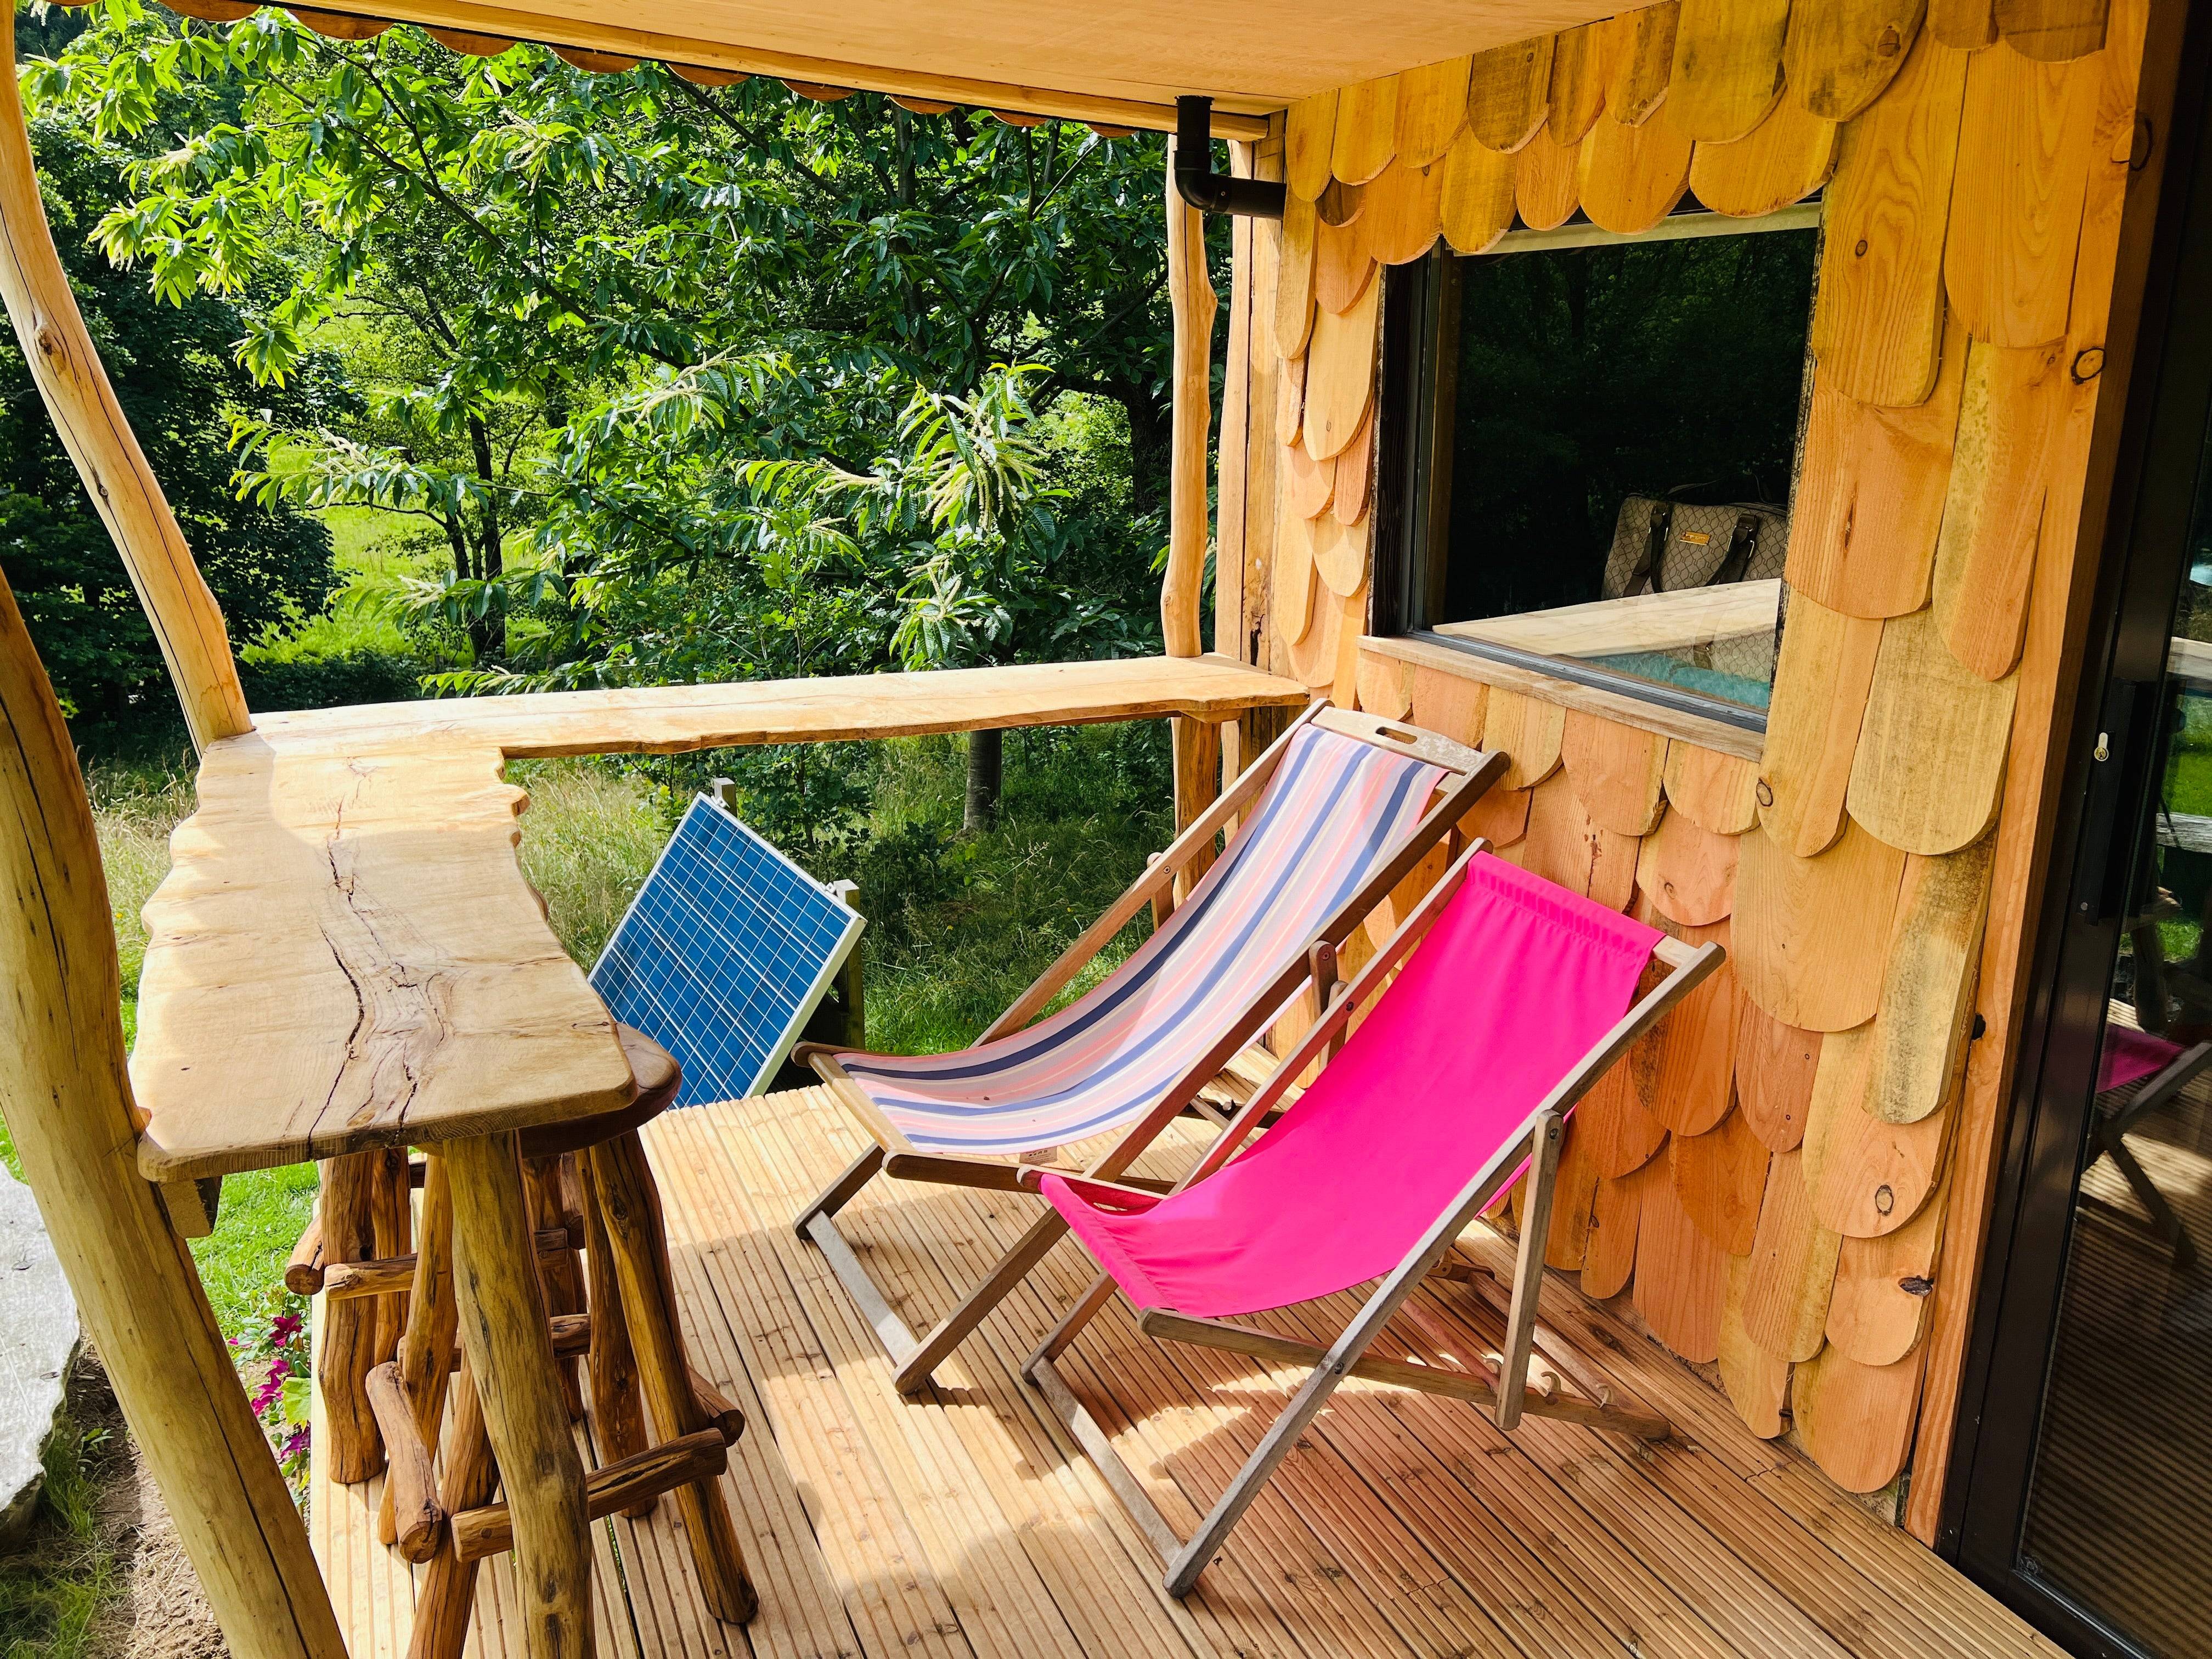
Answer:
[1740,1147,1842,1359]
[1783,0,1929,120]
[1561,712,1667,835]
[1759,592,1885,857]
[1786,309,1970,618]
[1579,110,1696,233]
[1809,29,1968,406]
[1466,34,1556,151]
[1944,40,2101,347]
[1395,55,1473,166]
[1846,604,2017,855]
[1687,93,1840,216]
[1666,0,1794,140]
[1735,819,1905,1031]
[1439,132,1519,252]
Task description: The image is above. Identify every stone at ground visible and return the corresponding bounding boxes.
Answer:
[0,1161,78,1547]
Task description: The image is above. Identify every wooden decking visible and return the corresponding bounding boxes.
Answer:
[311,1087,2065,1659]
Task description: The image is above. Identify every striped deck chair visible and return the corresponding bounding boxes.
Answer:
[795,703,1508,1391]
[1017,844,1722,1596]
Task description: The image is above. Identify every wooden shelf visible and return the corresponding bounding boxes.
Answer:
[131,655,1306,1181]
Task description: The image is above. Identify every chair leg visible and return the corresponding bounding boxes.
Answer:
[795,1144,884,1234]
[1028,1269,1118,1370]
[2102,1128,2199,1268]
[447,1131,595,1659]
[891,1210,1069,1393]
[408,1353,501,1659]
[589,1129,759,1626]
[379,1153,458,1553]
[575,1155,652,1511]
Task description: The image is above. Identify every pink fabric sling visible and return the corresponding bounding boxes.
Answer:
[2098,1023,2183,1095]
[1039,853,1662,1320]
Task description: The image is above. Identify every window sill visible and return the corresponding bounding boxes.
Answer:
[1361,631,1767,764]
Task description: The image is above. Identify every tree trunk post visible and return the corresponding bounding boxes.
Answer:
[0,571,342,1658]
[1163,144,1224,884]
[963,727,1003,831]
[0,3,250,752]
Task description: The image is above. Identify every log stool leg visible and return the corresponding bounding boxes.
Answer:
[407,1351,501,1659]
[588,1129,757,1624]
[525,1155,589,1421]
[317,1149,386,1483]
[447,1131,595,1659]
[380,1153,458,1555]
[574,1155,651,1509]
[370,1146,413,1365]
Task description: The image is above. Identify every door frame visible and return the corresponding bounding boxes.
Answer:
[1944,7,2212,1651]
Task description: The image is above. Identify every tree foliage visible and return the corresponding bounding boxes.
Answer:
[0,46,337,727]
[20,5,1210,691]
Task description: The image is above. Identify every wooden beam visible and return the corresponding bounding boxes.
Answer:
[0,571,341,1657]
[0,4,250,752]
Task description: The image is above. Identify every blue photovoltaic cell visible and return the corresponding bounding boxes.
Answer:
[590,795,862,1108]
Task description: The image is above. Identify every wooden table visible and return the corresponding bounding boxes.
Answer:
[125,652,1307,1658]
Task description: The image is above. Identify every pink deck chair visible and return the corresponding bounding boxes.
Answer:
[1015,845,1723,1597]
[794,705,1509,1392]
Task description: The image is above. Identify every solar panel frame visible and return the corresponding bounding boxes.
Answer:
[589,794,865,1107]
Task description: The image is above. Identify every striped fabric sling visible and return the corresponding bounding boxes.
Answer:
[833,724,1447,1156]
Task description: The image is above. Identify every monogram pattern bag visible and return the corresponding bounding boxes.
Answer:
[1599,496,1790,686]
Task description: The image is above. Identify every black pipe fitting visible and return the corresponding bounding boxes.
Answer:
[1172,96,1287,219]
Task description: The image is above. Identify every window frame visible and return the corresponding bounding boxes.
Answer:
[1372,210,1823,741]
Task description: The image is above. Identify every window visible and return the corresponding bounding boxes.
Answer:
[1384,215,1819,729]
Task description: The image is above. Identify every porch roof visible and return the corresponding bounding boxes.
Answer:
[245,0,1627,134]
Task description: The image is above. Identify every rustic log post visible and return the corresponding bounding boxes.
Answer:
[447,1132,595,1659]
[317,1149,386,1482]
[380,1153,458,1552]
[1163,138,1224,888]
[588,1129,758,1624]
[0,2,250,752]
[0,573,341,1658]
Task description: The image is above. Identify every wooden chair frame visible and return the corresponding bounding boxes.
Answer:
[793,701,1509,1392]
[1017,839,1723,1597]
[2090,1036,2212,1268]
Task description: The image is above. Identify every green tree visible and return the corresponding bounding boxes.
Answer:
[22,5,1214,810]
[0,82,337,731]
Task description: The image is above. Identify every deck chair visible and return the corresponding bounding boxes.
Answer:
[794,703,1509,1391]
[2089,1023,2212,1268]
[1017,843,1722,1596]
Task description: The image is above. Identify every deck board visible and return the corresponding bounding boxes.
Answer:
[312,1088,2061,1659]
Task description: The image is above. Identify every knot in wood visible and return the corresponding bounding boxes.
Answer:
[2072,347,2105,384]
[1875,24,1900,54]
[1899,1276,1934,1296]
[1874,1183,1895,1215]
[1853,238,1870,258]
[1755,778,1775,808]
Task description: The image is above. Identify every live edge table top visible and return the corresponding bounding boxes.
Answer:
[129,654,1309,1182]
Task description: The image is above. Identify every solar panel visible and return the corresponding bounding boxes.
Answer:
[590,794,865,1108]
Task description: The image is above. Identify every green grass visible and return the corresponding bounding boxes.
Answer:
[0,1410,117,1659]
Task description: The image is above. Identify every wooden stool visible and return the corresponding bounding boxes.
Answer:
[300,1026,758,1657]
